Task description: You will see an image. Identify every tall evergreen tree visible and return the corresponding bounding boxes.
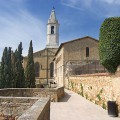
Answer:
[0,60,4,88]
[0,43,25,88]
[15,42,25,88]
[3,47,9,88]
[11,50,17,87]
[0,47,12,88]
[25,40,35,88]
[7,47,12,88]
[0,62,1,88]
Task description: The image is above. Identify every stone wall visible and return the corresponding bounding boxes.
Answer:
[65,72,120,113]
[18,98,50,120]
[0,97,37,119]
[0,97,50,120]
[0,87,64,102]
[23,48,58,80]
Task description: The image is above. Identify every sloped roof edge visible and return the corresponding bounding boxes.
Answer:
[55,36,99,56]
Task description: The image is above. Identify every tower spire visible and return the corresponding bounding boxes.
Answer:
[48,8,58,23]
[46,8,59,48]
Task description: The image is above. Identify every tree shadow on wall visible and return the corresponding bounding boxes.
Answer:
[59,92,71,102]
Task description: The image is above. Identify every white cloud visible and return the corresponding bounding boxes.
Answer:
[0,0,46,59]
[61,0,92,10]
[100,0,120,5]
[61,0,120,17]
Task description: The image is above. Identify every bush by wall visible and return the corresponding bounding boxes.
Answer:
[99,17,120,73]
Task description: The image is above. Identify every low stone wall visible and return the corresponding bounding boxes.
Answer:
[65,72,120,113]
[18,98,50,120]
[0,87,64,102]
[0,97,50,120]
[0,97,37,119]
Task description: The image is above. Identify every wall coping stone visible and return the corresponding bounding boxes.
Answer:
[18,97,50,120]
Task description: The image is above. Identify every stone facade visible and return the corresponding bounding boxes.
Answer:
[23,48,58,83]
[65,72,120,113]
[0,87,64,102]
[54,36,99,86]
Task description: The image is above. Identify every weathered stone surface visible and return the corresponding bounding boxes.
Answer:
[65,72,120,113]
[0,87,64,102]
[18,98,50,120]
[54,36,99,86]
[0,97,38,119]
[0,97,50,120]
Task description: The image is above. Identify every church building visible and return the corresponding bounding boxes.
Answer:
[23,8,100,87]
[23,8,59,85]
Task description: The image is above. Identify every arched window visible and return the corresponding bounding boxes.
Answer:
[50,62,54,78]
[86,47,89,57]
[51,26,54,34]
[34,62,40,77]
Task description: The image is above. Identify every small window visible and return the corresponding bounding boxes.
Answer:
[51,26,54,34]
[86,47,89,57]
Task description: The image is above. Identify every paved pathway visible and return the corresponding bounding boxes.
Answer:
[51,89,120,120]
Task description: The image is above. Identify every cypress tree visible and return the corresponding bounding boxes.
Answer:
[15,42,25,88]
[0,47,12,88]
[0,54,4,88]
[11,50,17,88]
[3,47,9,88]
[25,40,35,88]
[0,62,1,88]
[7,47,12,87]
[0,43,25,88]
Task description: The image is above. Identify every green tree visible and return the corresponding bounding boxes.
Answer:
[0,54,4,88]
[11,51,16,87]
[3,47,9,88]
[25,40,35,88]
[7,47,12,87]
[99,17,120,73]
[15,42,25,88]
[0,47,12,88]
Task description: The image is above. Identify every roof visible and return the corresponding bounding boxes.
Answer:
[55,36,99,56]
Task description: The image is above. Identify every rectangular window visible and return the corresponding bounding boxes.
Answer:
[86,47,89,57]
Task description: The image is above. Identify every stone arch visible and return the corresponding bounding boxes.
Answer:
[51,26,54,34]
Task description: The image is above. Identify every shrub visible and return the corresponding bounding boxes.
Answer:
[99,17,120,73]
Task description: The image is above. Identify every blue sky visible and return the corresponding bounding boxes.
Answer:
[0,0,120,58]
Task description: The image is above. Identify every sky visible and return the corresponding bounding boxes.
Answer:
[0,0,120,59]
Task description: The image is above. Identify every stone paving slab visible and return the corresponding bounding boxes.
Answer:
[50,89,120,120]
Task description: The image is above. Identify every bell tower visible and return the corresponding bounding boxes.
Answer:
[46,8,59,48]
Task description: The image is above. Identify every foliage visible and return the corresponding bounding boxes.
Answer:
[25,40,35,88]
[14,43,25,88]
[102,102,107,110]
[99,17,120,73]
[96,94,101,101]
[0,42,25,88]
[0,47,12,88]
[80,83,84,97]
